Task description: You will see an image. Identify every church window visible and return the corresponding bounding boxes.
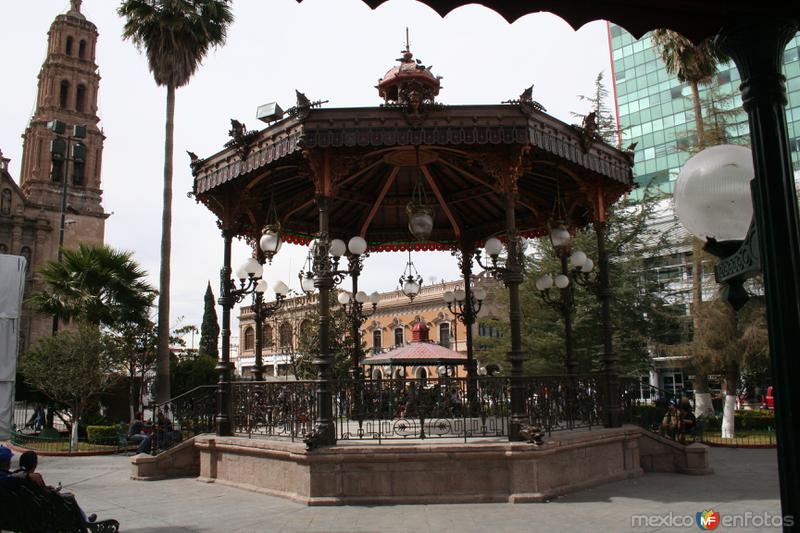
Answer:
[243,327,254,351]
[51,160,64,183]
[78,40,86,59]
[20,247,31,270]
[394,327,403,347]
[1,189,11,215]
[59,81,70,109]
[262,324,273,347]
[76,84,86,112]
[66,36,73,56]
[279,322,293,349]
[439,323,451,348]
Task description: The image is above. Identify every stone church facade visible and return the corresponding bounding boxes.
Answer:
[0,1,107,353]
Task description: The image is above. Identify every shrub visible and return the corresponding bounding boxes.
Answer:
[86,425,117,444]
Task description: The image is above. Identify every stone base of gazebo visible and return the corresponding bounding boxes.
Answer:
[187,427,653,505]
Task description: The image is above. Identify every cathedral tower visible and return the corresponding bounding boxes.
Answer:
[19,0,106,239]
[0,0,107,351]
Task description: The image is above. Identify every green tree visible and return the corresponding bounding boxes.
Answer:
[651,30,728,413]
[474,185,684,376]
[294,302,354,380]
[119,0,234,403]
[571,71,618,145]
[28,244,155,328]
[19,324,123,450]
[112,313,158,421]
[199,282,219,358]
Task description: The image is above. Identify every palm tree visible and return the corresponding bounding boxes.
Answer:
[29,243,155,327]
[651,30,728,417]
[118,0,234,404]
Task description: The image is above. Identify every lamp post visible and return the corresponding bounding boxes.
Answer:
[216,223,284,436]
[338,287,380,376]
[297,231,374,446]
[475,227,525,441]
[443,278,486,410]
[48,120,86,334]
[250,279,288,381]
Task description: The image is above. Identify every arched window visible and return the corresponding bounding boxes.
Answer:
[372,330,382,353]
[299,319,312,339]
[20,246,31,270]
[59,80,70,109]
[279,322,293,349]
[439,323,451,348]
[372,369,383,380]
[1,189,11,215]
[78,39,86,59]
[262,324,273,347]
[394,327,404,347]
[65,36,73,56]
[415,367,427,382]
[75,84,86,112]
[243,327,254,351]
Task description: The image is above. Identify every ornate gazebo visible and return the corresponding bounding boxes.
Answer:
[192,43,633,446]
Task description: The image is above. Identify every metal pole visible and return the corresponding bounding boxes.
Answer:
[52,135,70,334]
[504,193,526,441]
[313,195,336,446]
[560,254,576,376]
[460,242,478,411]
[349,257,363,379]
[596,220,620,427]
[216,230,233,436]
[252,292,265,381]
[719,19,800,526]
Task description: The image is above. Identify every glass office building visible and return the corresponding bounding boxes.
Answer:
[608,23,800,196]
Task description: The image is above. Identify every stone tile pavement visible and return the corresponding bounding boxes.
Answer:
[2,446,783,532]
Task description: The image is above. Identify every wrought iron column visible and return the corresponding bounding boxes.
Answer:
[349,256,363,379]
[216,229,234,436]
[313,195,336,446]
[252,292,266,381]
[719,19,800,524]
[559,254,576,376]
[504,193,526,441]
[460,242,479,409]
[595,220,620,427]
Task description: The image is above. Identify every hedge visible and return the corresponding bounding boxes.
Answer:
[86,425,118,444]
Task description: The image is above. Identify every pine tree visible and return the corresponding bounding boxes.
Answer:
[571,71,619,146]
[199,282,220,358]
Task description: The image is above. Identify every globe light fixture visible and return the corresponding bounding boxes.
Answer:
[570,250,588,269]
[236,257,262,280]
[255,279,268,294]
[259,225,282,263]
[674,144,754,242]
[399,249,423,301]
[549,225,571,249]
[329,238,347,258]
[535,274,553,291]
[443,290,455,303]
[473,286,487,301]
[484,237,504,258]
[337,291,351,305]
[348,236,368,256]
[581,258,594,273]
[555,274,570,289]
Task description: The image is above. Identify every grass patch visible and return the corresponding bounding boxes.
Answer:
[700,429,776,447]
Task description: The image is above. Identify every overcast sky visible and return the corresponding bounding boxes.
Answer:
[0,0,613,346]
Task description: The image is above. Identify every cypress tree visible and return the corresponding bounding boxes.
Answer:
[199,282,220,358]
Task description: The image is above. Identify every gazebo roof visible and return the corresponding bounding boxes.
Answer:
[362,341,466,367]
[192,101,633,247]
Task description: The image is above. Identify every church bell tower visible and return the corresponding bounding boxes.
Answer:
[19,0,106,229]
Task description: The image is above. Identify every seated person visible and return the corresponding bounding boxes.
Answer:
[677,396,697,441]
[129,412,152,454]
[13,450,96,523]
[0,445,13,478]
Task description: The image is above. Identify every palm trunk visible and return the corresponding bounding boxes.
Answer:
[155,85,175,404]
[689,80,710,417]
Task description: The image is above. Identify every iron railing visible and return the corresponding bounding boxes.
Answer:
[226,374,606,443]
[149,385,217,454]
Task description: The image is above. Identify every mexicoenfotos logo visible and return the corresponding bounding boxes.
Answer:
[696,509,721,530]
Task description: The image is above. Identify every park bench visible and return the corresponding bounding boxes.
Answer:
[0,476,119,533]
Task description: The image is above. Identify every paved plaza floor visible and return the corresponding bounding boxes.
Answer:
[3,446,783,532]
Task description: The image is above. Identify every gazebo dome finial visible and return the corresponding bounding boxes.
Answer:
[377,29,441,106]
